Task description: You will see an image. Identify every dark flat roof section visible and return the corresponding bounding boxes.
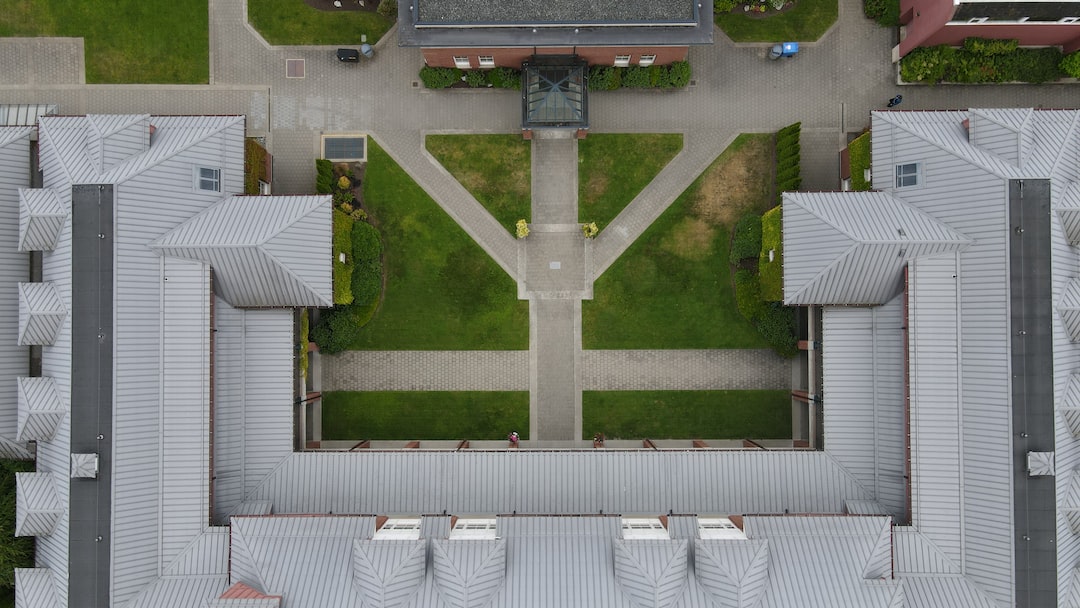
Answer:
[1008,179,1056,608]
[68,184,113,608]
[954,2,1080,22]
[416,0,695,25]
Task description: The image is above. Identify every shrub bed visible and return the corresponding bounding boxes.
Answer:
[244,139,269,195]
[758,206,783,301]
[1,459,35,592]
[735,269,796,356]
[332,209,355,305]
[588,61,691,90]
[848,131,871,191]
[863,0,899,26]
[420,66,522,89]
[776,122,801,203]
[731,214,763,261]
[901,39,1065,84]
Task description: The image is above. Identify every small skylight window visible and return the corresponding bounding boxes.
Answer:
[698,517,747,540]
[195,167,221,192]
[621,517,669,540]
[450,518,498,540]
[895,163,919,188]
[374,518,422,540]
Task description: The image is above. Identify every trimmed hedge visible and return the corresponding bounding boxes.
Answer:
[901,41,1065,84]
[776,122,801,202]
[588,61,692,90]
[863,0,899,25]
[311,306,362,354]
[489,67,521,89]
[734,269,797,357]
[332,209,355,305]
[419,66,462,89]
[420,66,523,89]
[1062,51,1080,79]
[351,220,383,307]
[758,206,783,301]
[731,214,763,261]
[316,159,333,194]
[848,131,871,191]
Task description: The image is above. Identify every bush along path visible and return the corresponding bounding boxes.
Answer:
[729,123,799,358]
[312,159,385,354]
[901,37,1080,84]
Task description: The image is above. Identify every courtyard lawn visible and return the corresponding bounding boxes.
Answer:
[248,0,392,46]
[583,134,775,349]
[322,391,529,440]
[350,140,528,350]
[583,391,791,440]
[716,0,837,42]
[578,134,683,229]
[0,0,208,83]
[426,135,531,234]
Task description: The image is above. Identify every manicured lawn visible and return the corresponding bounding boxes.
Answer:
[848,132,872,191]
[349,140,528,350]
[583,391,791,440]
[426,135,531,234]
[716,0,837,42]
[758,206,783,301]
[322,392,529,440]
[583,134,776,349]
[578,134,683,229]
[249,0,392,45]
[0,0,208,83]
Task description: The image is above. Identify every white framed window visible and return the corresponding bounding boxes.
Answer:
[638,54,657,67]
[698,517,748,540]
[621,517,669,539]
[967,17,989,23]
[1060,16,1080,22]
[614,55,631,67]
[453,56,471,69]
[374,518,422,540]
[450,518,498,540]
[478,55,495,68]
[895,162,920,188]
[195,167,221,192]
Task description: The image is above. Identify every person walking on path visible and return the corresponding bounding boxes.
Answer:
[887,95,903,108]
[508,431,519,448]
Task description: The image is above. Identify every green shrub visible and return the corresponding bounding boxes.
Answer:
[864,0,899,25]
[622,66,652,88]
[299,309,309,376]
[668,61,691,87]
[1012,47,1065,83]
[962,37,1018,55]
[731,214,763,261]
[901,44,1063,83]
[899,45,953,83]
[490,67,521,88]
[316,159,333,194]
[589,65,622,90]
[649,64,669,88]
[311,307,361,354]
[715,0,740,12]
[777,143,800,163]
[376,0,397,19]
[333,210,355,305]
[758,206,783,301]
[244,139,268,195]
[420,65,461,89]
[756,302,797,357]
[465,70,488,87]
[352,260,382,306]
[352,220,383,261]
[734,269,763,321]
[777,122,801,138]
[1062,51,1080,78]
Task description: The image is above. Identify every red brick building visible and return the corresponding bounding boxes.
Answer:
[398,0,713,68]
[896,0,1080,58]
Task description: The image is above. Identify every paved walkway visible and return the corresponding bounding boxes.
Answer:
[322,351,528,390]
[9,0,1080,441]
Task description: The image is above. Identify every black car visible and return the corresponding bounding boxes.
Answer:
[337,48,360,63]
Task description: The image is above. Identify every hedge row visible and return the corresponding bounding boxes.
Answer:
[735,269,797,357]
[316,158,334,194]
[1,459,35,591]
[419,66,521,89]
[244,138,269,195]
[332,209,355,305]
[758,206,783,301]
[863,0,899,26]
[313,218,385,354]
[588,62,691,90]
[776,122,801,202]
[848,131,871,192]
[900,39,1073,84]
[731,214,763,261]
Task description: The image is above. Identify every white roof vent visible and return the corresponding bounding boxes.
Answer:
[698,517,748,540]
[450,518,498,540]
[375,518,422,540]
[70,453,99,479]
[621,517,670,540]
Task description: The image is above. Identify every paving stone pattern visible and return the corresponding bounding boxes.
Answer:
[582,350,791,391]
[322,351,529,391]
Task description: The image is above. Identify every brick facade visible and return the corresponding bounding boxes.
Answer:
[422,46,689,68]
[898,0,1080,56]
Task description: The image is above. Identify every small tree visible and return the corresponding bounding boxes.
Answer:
[582,222,599,238]
[516,219,530,239]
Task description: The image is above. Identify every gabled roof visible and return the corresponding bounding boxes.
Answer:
[352,539,428,608]
[150,195,333,307]
[14,568,63,608]
[782,191,969,305]
[1058,182,1080,245]
[15,472,63,537]
[17,282,66,346]
[430,538,506,608]
[1061,279,1080,342]
[16,376,65,442]
[17,188,66,252]
[612,539,688,608]
[693,539,770,608]
[85,114,150,174]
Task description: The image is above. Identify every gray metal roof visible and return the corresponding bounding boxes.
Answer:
[430,538,506,608]
[1062,279,1080,341]
[612,539,688,608]
[414,0,696,26]
[14,568,62,608]
[15,376,65,443]
[16,282,65,345]
[151,195,333,308]
[14,472,63,537]
[17,188,65,252]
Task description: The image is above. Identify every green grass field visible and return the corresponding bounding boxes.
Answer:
[583,134,775,349]
[578,134,683,229]
[349,139,528,350]
[583,391,791,439]
[426,135,531,233]
[248,0,392,45]
[0,0,208,83]
[716,0,838,42]
[322,392,530,440]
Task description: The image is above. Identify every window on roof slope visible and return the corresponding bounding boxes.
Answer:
[374,518,422,540]
[450,518,498,539]
[895,162,920,188]
[698,517,748,540]
[195,167,221,192]
[621,517,669,539]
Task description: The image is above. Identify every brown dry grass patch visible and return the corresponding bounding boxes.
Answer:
[661,217,716,261]
[692,134,775,228]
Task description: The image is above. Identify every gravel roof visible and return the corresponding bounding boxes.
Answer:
[416,0,697,25]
